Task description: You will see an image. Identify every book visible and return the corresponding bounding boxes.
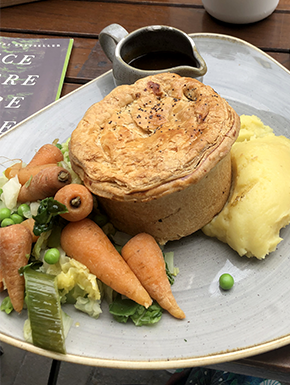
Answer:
[0,37,74,135]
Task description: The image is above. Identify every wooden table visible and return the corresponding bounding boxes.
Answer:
[1,1,290,383]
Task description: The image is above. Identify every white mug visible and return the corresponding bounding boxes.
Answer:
[202,0,279,24]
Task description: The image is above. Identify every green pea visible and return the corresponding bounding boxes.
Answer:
[1,218,14,227]
[17,203,30,218]
[44,248,60,265]
[10,213,24,224]
[219,273,234,290]
[0,208,11,222]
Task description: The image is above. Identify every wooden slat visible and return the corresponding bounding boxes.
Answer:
[75,39,113,81]
[268,51,290,71]
[277,0,290,10]
[79,0,204,5]
[1,0,290,51]
[61,82,84,96]
[0,0,39,8]
[61,0,290,11]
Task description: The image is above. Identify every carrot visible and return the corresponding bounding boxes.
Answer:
[54,184,94,222]
[21,218,39,243]
[121,233,185,319]
[60,218,152,308]
[6,144,63,184]
[5,162,23,179]
[25,143,63,168]
[17,163,57,185]
[17,165,72,203]
[0,224,32,312]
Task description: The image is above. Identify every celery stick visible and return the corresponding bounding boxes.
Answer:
[24,268,66,354]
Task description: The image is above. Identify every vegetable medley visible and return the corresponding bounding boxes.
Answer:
[0,140,181,354]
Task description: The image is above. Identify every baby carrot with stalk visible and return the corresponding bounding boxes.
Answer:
[5,162,22,179]
[17,163,57,185]
[54,184,94,222]
[17,165,72,203]
[25,143,63,168]
[0,224,32,312]
[60,218,152,308]
[121,233,185,319]
[5,144,63,181]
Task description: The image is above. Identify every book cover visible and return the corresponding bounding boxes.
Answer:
[0,37,74,135]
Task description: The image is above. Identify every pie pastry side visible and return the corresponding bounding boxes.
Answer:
[69,73,240,243]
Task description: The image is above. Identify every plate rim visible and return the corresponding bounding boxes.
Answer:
[190,32,290,77]
[1,332,290,369]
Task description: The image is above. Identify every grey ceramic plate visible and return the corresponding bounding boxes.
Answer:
[1,33,290,369]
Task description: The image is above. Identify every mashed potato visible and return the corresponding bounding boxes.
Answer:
[202,115,290,259]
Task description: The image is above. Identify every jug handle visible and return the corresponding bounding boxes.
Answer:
[99,24,129,62]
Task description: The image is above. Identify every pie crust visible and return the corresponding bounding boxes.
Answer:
[69,73,240,243]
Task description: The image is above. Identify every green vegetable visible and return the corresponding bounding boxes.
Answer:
[24,267,67,353]
[44,248,60,264]
[1,296,14,314]
[109,297,163,326]
[59,138,82,184]
[109,298,139,323]
[164,251,178,285]
[219,273,234,290]
[74,297,102,319]
[47,249,102,301]
[17,203,31,218]
[64,285,87,304]
[18,260,43,275]
[110,231,132,247]
[130,302,163,326]
[24,309,72,344]
[0,207,11,221]
[10,213,23,224]
[32,197,68,236]
[47,224,63,248]
[32,231,51,260]
[101,283,117,305]
[102,222,116,237]
[1,217,14,227]
[93,212,109,227]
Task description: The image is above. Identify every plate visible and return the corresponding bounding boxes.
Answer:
[1,33,290,369]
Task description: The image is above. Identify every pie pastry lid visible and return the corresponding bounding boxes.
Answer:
[69,73,240,202]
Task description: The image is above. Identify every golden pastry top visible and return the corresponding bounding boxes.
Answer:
[69,73,240,201]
